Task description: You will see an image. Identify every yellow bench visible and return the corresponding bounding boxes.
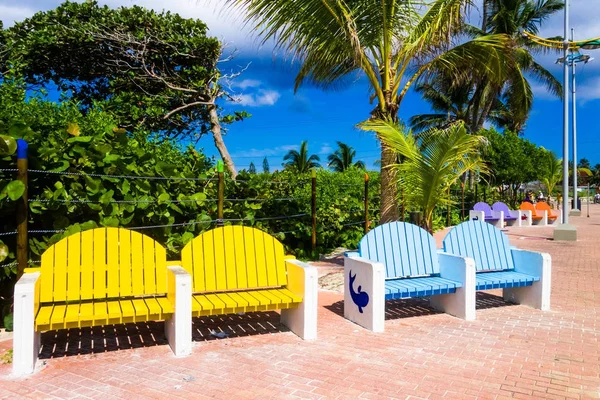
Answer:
[181,226,318,340]
[12,228,192,376]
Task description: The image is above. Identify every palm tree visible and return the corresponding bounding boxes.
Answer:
[470,0,563,131]
[283,141,320,173]
[327,142,365,172]
[223,0,512,223]
[361,120,488,232]
[540,151,562,197]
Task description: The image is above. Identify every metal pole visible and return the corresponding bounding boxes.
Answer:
[16,139,28,279]
[561,0,570,224]
[311,169,317,253]
[217,160,224,226]
[572,28,579,213]
[588,182,590,217]
[364,173,369,234]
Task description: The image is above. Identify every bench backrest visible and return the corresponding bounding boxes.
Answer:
[535,202,555,216]
[40,228,167,303]
[519,202,538,216]
[442,220,514,272]
[492,201,511,215]
[359,222,439,279]
[473,202,493,217]
[181,226,288,293]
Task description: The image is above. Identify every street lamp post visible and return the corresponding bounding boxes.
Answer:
[553,0,577,241]
[571,28,580,216]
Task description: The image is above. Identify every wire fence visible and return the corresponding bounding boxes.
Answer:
[0,165,377,269]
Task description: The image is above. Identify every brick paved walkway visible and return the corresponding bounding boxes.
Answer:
[2,208,600,399]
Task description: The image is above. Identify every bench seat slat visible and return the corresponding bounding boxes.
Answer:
[192,288,301,317]
[475,270,538,290]
[35,297,174,331]
[384,277,461,300]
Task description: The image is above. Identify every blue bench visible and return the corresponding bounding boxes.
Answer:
[344,222,476,332]
[442,221,551,310]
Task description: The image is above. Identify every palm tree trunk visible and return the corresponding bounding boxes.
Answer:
[380,144,399,223]
[481,0,489,32]
[209,104,237,178]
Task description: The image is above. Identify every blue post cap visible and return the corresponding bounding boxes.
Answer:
[17,139,28,160]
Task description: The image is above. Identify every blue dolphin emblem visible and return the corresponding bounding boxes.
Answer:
[349,270,369,313]
[472,216,479,221]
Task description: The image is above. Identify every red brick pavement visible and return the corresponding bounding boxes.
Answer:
[1,209,600,399]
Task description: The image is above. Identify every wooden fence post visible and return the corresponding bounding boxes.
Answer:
[311,169,317,253]
[217,160,224,226]
[16,139,28,279]
[364,173,369,234]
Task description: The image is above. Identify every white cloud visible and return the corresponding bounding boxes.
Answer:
[235,89,281,107]
[0,4,36,26]
[233,79,263,90]
[576,77,600,102]
[319,143,333,154]
[231,144,298,158]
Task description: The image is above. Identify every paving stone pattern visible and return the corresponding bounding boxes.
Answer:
[1,208,600,399]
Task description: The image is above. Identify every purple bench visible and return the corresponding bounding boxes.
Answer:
[469,202,504,228]
[492,202,523,227]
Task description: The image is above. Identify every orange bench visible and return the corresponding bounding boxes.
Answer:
[535,202,559,224]
[519,202,547,226]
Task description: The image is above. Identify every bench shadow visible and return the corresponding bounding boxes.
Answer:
[39,312,288,359]
[324,292,514,321]
[192,311,287,342]
[39,322,168,359]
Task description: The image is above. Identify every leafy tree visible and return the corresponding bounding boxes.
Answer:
[479,128,547,205]
[362,120,488,232]
[1,1,248,176]
[327,142,365,172]
[248,162,256,174]
[262,157,270,174]
[283,141,320,173]
[540,151,562,197]
[224,0,513,222]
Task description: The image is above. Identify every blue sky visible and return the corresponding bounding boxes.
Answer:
[2,0,600,170]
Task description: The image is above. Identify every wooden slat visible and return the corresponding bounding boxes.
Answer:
[253,229,268,287]
[215,293,238,309]
[52,237,68,302]
[212,229,227,291]
[130,231,144,296]
[50,304,66,328]
[36,305,54,328]
[156,297,174,315]
[222,226,238,290]
[107,300,122,320]
[193,295,216,312]
[80,230,94,300]
[64,303,80,324]
[233,226,248,289]
[119,229,132,297]
[204,294,226,310]
[203,230,217,292]
[93,229,106,299]
[155,243,167,294]
[143,235,156,295]
[40,245,55,303]
[132,299,149,318]
[189,235,205,292]
[263,234,278,286]
[144,298,163,318]
[119,300,135,318]
[66,233,81,301]
[106,228,120,298]
[93,301,108,325]
[243,228,258,288]
[236,291,261,307]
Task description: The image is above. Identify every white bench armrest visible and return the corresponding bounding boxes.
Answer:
[281,259,318,340]
[343,255,385,332]
[509,249,551,311]
[165,265,192,357]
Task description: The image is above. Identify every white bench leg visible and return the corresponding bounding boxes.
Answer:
[343,256,385,332]
[504,250,551,311]
[165,266,192,357]
[281,260,318,340]
[431,253,476,321]
[13,272,41,377]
